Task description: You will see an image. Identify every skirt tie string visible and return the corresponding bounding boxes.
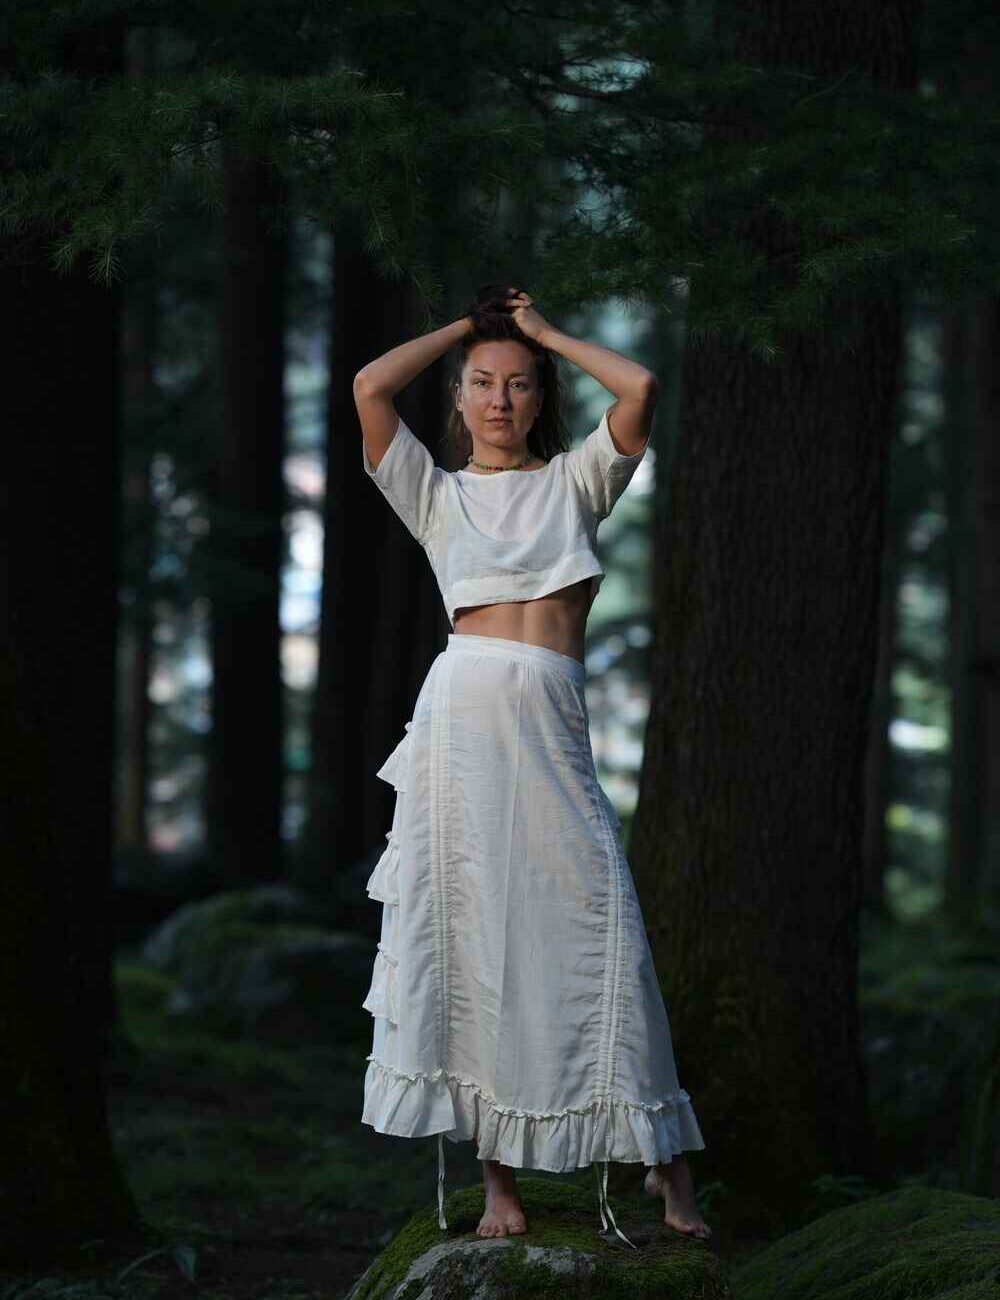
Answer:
[438,1132,448,1229]
[595,1160,638,1249]
[437,1138,637,1250]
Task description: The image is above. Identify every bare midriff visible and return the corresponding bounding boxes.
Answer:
[452,577,596,665]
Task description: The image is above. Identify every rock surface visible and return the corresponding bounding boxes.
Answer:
[344,1176,728,1299]
[140,884,373,1043]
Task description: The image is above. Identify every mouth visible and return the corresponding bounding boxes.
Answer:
[487,419,512,425]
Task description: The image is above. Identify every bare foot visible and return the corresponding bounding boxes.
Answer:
[477,1159,528,1238]
[643,1156,712,1239]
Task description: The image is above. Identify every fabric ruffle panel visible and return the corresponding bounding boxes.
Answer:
[374,720,413,792]
[362,721,414,1029]
[365,827,400,905]
[361,1055,706,1172]
[361,941,400,1026]
[366,720,412,906]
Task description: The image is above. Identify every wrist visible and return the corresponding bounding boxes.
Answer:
[537,323,562,350]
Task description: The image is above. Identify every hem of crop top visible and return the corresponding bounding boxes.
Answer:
[445,550,605,627]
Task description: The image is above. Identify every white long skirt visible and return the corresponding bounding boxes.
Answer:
[361,632,705,1247]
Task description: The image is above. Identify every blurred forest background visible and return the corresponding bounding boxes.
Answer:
[2,0,999,1297]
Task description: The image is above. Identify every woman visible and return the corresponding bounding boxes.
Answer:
[354,285,710,1247]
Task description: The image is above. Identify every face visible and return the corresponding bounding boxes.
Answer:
[456,340,544,456]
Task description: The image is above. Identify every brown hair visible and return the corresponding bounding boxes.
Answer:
[442,284,570,464]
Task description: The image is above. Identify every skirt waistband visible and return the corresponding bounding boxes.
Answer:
[446,633,586,687]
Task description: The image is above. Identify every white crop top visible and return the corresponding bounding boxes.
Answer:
[361,407,647,628]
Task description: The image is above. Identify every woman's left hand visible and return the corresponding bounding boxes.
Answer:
[505,288,551,343]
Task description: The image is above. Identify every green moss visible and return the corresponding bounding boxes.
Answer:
[352,1177,728,1300]
[859,911,1000,1007]
[175,918,334,973]
[115,962,175,1005]
[732,1185,1000,1300]
[494,1236,722,1299]
[115,959,313,1086]
[113,962,178,1041]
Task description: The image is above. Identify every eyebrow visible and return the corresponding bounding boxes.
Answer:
[470,368,530,378]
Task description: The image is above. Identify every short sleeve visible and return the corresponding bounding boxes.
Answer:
[362,415,445,545]
[565,407,648,522]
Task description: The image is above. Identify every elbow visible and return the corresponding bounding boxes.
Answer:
[621,371,659,409]
[355,368,397,402]
[625,371,659,405]
[638,371,660,401]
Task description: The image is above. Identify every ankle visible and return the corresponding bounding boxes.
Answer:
[482,1159,518,1188]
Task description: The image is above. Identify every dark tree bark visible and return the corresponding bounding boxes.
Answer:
[631,0,919,1232]
[936,11,1000,922]
[0,621,141,1264]
[862,499,902,915]
[295,223,446,902]
[118,267,157,855]
[204,151,288,887]
[942,294,1000,920]
[115,30,158,857]
[117,29,160,858]
[0,13,142,1266]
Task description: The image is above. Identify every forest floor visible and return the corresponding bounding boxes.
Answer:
[0,955,742,1300]
[4,904,990,1299]
[107,956,487,1299]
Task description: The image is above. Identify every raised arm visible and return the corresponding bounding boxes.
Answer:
[353,316,471,470]
[538,325,658,456]
[504,288,659,455]
[499,288,657,520]
[355,315,473,545]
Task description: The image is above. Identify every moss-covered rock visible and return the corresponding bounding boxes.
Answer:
[142,883,331,969]
[732,1184,1000,1300]
[345,1176,729,1299]
[139,885,373,1044]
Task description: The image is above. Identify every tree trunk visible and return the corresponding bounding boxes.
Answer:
[942,294,1000,919]
[862,486,902,916]
[295,222,445,902]
[116,29,160,859]
[204,150,288,887]
[962,295,1000,908]
[631,0,918,1232]
[117,300,156,855]
[0,14,143,1265]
